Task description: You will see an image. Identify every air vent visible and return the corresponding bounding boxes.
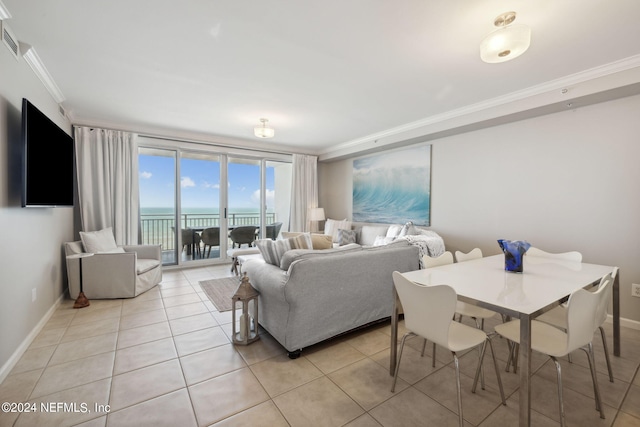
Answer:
[58,104,66,118]
[1,21,19,59]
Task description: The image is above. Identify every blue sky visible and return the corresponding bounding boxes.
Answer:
[139,155,274,210]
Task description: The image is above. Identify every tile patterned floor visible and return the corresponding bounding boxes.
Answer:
[1,264,639,427]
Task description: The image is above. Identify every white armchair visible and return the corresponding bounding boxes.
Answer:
[64,239,162,299]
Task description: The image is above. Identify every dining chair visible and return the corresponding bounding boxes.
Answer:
[453,248,500,329]
[229,226,259,248]
[391,271,506,427]
[494,277,612,427]
[526,246,583,262]
[536,267,618,382]
[201,227,220,258]
[265,222,283,240]
[181,228,201,258]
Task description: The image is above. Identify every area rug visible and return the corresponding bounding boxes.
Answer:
[199,277,241,312]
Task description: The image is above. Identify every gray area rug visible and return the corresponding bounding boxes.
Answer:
[199,277,241,312]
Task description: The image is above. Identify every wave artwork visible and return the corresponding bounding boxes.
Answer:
[352,145,431,226]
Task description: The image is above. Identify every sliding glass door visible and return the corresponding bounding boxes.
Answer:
[180,153,222,264]
[139,141,292,267]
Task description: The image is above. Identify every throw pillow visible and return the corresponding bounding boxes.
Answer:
[255,234,312,267]
[80,227,118,253]
[338,229,357,246]
[324,218,351,243]
[373,235,397,246]
[386,224,403,238]
[310,233,333,249]
[398,221,417,237]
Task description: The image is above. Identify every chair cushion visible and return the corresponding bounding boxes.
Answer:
[137,258,160,275]
[80,227,118,253]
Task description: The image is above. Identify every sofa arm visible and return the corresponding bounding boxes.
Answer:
[66,252,137,299]
[122,244,162,261]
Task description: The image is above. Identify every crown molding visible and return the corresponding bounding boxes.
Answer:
[19,43,66,103]
[321,54,640,159]
[0,1,11,20]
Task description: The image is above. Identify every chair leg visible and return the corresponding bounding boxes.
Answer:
[453,352,464,427]
[391,333,412,392]
[421,338,427,357]
[599,326,614,382]
[583,343,606,419]
[551,356,566,427]
[488,337,506,405]
[432,342,436,367]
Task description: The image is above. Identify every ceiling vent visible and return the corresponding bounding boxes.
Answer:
[1,21,19,59]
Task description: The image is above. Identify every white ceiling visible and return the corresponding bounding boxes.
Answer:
[4,1,640,156]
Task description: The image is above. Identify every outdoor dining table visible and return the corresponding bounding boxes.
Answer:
[392,254,619,427]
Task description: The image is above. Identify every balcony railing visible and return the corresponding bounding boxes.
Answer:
[140,212,276,251]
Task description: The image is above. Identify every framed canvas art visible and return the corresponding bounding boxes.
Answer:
[352,144,431,226]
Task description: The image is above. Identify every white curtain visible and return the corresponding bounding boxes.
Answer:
[74,126,140,245]
[289,154,318,232]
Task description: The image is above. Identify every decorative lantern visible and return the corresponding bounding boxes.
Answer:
[231,273,260,345]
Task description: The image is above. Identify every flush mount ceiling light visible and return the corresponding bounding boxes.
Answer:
[480,11,531,63]
[254,118,275,138]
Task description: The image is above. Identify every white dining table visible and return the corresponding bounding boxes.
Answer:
[391,254,619,427]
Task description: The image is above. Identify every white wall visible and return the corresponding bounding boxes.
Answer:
[0,46,74,378]
[319,93,640,324]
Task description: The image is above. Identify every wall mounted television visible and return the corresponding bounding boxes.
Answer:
[21,98,74,207]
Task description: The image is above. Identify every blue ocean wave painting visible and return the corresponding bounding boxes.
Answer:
[352,145,430,225]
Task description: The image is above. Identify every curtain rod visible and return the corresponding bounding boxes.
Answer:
[73,124,303,157]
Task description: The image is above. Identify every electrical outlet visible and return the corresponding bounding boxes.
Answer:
[32,288,37,302]
[632,284,640,298]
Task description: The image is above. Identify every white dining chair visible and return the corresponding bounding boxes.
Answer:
[391,271,506,427]
[494,277,612,427]
[537,267,618,382]
[454,248,500,329]
[526,246,583,262]
[420,252,454,366]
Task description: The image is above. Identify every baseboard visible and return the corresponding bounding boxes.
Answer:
[0,293,66,384]
[606,314,640,331]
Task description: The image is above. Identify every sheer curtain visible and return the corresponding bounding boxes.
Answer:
[74,126,140,245]
[289,154,318,232]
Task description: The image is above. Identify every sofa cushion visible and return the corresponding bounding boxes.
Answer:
[256,234,312,267]
[80,227,118,253]
[338,229,357,246]
[280,243,362,271]
[136,258,160,275]
[359,225,390,246]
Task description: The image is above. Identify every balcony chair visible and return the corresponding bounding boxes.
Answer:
[495,276,613,426]
[64,227,162,299]
[201,227,221,258]
[391,271,506,427]
[265,222,283,240]
[229,225,258,248]
[181,228,202,258]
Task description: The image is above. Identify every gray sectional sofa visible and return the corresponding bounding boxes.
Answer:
[242,240,420,357]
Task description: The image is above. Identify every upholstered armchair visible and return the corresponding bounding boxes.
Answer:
[64,227,162,299]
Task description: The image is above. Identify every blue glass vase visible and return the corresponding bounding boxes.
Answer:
[497,239,531,273]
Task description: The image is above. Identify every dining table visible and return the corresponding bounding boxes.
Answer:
[391,254,619,427]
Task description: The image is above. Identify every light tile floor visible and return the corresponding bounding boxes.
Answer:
[1,264,639,427]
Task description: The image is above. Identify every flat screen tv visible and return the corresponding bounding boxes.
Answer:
[22,98,74,207]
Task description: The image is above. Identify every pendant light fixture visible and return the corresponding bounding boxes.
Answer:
[480,11,531,63]
[254,118,275,138]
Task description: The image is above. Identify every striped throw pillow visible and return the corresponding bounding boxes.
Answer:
[255,234,312,267]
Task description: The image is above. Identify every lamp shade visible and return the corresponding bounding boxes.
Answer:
[308,207,325,221]
[480,23,531,63]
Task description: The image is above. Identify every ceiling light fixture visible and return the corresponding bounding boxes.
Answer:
[254,118,275,138]
[21,43,66,103]
[480,11,531,63]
